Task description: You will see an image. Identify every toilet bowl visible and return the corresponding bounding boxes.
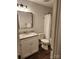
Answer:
[40,38,50,50]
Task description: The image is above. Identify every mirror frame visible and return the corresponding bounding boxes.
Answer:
[17,11,33,29]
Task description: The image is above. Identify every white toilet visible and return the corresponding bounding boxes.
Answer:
[39,33,51,50]
[40,14,51,50]
[40,38,50,50]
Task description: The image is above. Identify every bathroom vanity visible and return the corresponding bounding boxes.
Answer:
[17,10,40,58]
[19,32,39,58]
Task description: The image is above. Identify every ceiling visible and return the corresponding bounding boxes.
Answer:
[29,0,54,8]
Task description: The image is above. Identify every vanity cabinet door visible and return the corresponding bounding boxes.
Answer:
[30,38,39,54]
[21,39,32,58]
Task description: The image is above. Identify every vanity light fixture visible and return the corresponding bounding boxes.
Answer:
[17,3,27,8]
[20,4,23,7]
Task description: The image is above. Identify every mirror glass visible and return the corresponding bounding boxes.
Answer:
[17,11,33,29]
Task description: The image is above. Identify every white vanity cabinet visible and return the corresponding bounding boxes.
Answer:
[20,36,39,58]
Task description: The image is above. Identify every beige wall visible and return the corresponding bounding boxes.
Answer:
[17,0,52,33]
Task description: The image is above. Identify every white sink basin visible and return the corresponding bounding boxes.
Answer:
[19,32,38,39]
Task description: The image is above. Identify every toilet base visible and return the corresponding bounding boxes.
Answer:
[41,44,49,50]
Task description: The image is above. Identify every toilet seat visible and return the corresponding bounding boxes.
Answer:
[40,39,50,50]
[41,39,49,44]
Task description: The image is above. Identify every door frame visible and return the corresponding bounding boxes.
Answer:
[51,0,61,59]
